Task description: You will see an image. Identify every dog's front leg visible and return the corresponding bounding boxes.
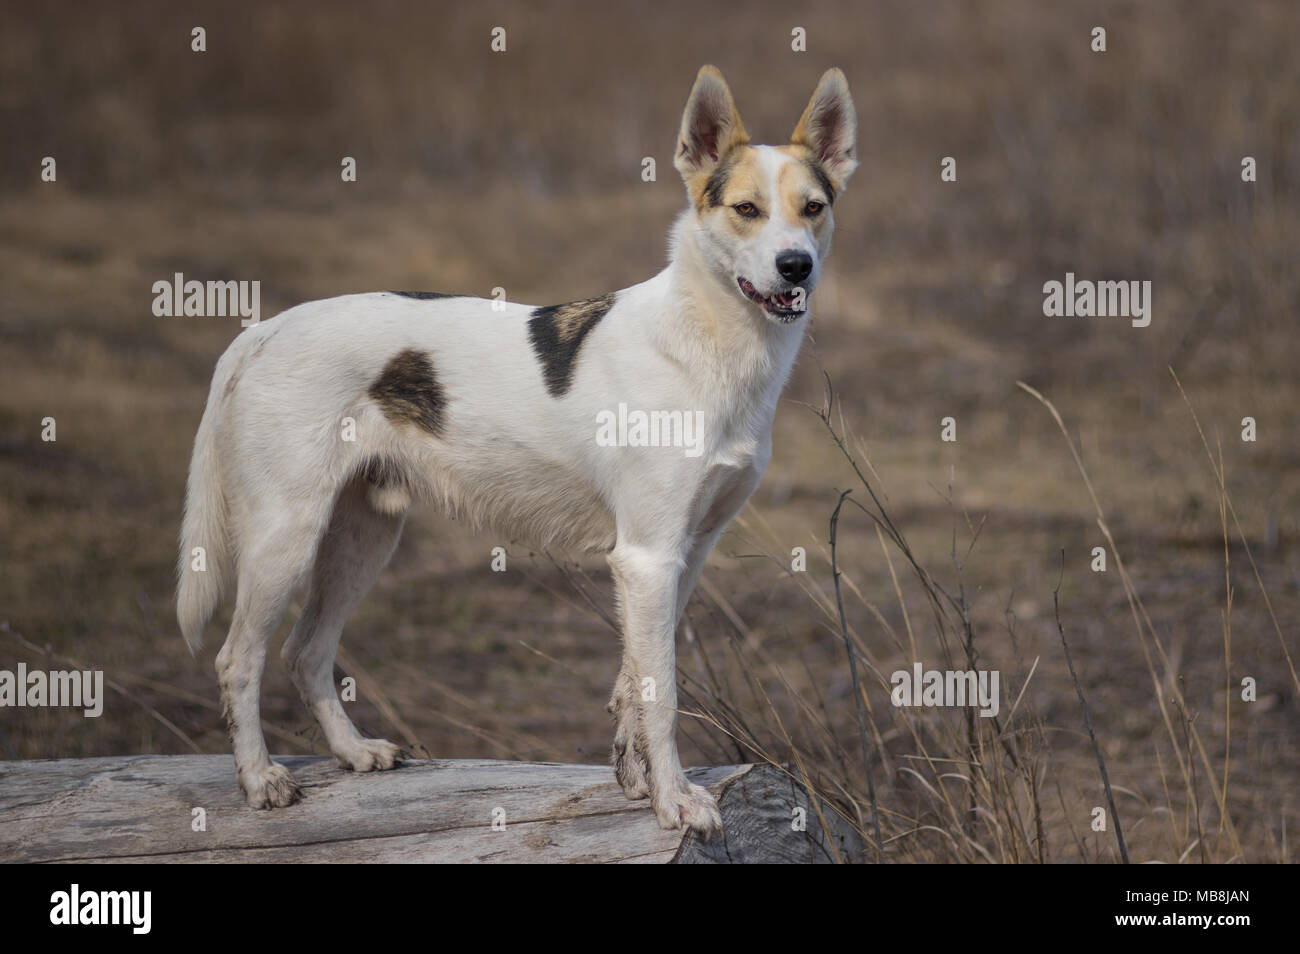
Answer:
[607,542,723,837]
[607,663,650,800]
[606,527,720,803]
[606,524,712,803]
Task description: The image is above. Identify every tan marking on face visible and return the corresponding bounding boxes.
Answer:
[777,142,843,199]
[692,147,771,240]
[776,144,815,163]
[775,156,832,232]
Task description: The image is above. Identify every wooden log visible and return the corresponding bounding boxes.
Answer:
[0,756,863,863]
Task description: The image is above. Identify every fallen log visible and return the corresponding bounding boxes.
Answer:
[0,755,864,863]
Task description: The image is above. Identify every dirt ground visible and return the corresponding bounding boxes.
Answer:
[1,1,1297,862]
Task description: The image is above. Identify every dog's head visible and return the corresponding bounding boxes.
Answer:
[674,66,857,324]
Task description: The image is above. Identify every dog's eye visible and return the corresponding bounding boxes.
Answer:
[733,202,760,218]
[804,200,825,216]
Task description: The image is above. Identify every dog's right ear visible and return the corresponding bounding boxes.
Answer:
[674,65,749,182]
[791,68,858,191]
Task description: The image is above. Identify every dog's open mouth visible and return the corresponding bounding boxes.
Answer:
[737,277,805,322]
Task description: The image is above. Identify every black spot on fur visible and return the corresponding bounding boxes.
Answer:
[703,150,743,208]
[528,293,616,397]
[389,291,459,300]
[368,348,447,436]
[804,160,836,205]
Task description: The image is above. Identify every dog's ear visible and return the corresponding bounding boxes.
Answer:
[674,65,749,180]
[791,68,858,191]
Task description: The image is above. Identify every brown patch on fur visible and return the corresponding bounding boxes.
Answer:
[368,348,447,436]
[528,293,616,397]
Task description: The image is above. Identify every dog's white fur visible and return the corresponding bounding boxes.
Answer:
[177,66,856,835]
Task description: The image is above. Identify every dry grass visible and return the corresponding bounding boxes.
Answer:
[663,371,1293,862]
[1,1,1297,861]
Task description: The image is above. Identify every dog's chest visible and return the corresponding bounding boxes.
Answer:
[684,408,772,537]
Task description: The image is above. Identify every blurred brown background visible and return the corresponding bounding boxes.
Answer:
[1,0,1297,861]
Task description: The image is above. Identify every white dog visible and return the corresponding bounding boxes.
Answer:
[177,65,856,836]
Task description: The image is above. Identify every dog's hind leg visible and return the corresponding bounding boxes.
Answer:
[216,511,324,808]
[282,477,406,773]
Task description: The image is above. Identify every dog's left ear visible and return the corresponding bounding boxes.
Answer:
[791,68,858,192]
[675,65,750,180]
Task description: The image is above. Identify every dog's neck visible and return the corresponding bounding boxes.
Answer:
[655,211,805,416]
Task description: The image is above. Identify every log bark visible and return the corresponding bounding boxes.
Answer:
[0,756,863,863]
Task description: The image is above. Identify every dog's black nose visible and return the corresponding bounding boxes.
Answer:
[776,249,813,284]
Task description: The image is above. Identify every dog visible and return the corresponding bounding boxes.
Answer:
[177,65,857,836]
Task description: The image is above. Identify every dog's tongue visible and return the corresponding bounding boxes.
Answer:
[738,278,800,310]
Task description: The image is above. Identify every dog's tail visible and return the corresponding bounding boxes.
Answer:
[176,359,236,655]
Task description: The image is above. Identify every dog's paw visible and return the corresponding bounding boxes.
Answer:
[241,761,301,809]
[654,781,723,838]
[335,737,403,773]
